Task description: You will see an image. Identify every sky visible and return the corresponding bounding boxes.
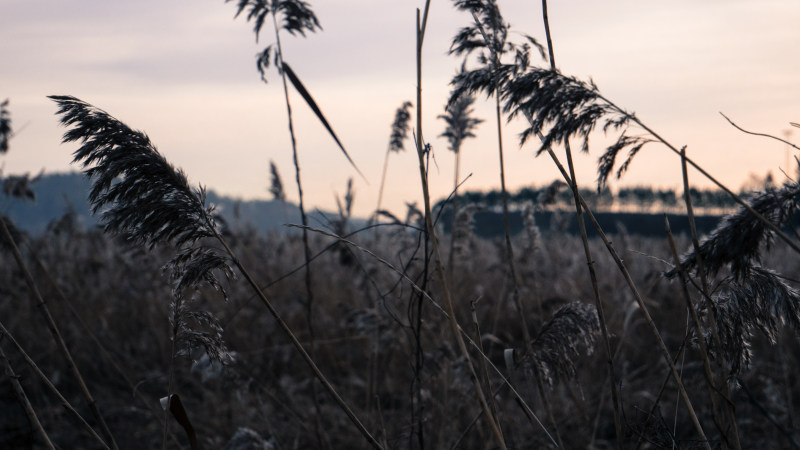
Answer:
[2,0,799,218]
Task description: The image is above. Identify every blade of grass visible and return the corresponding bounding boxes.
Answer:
[160,394,198,450]
[282,62,367,182]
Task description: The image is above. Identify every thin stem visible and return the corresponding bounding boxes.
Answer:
[375,147,392,217]
[447,149,461,278]
[0,215,119,450]
[0,343,56,450]
[469,9,531,353]
[416,6,507,447]
[679,146,742,449]
[271,13,324,448]
[665,216,732,447]
[720,112,800,152]
[599,94,800,256]
[538,1,623,445]
[0,321,110,449]
[542,149,711,448]
[162,300,180,450]
[211,228,383,449]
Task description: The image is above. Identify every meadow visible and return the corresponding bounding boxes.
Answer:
[2,1,800,449]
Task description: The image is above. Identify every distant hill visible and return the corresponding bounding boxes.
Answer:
[2,172,740,238]
[1,172,341,235]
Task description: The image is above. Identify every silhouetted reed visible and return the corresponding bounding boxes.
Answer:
[49,94,381,448]
[670,181,800,281]
[268,160,285,202]
[710,267,800,381]
[0,99,10,154]
[376,101,413,217]
[49,95,233,298]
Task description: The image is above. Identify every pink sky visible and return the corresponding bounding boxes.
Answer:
[2,0,799,217]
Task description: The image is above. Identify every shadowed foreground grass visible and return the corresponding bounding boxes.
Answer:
[1,218,798,449]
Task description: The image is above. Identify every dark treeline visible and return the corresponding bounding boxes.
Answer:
[435,183,744,214]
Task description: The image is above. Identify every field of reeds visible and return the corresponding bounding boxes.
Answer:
[2,1,800,449]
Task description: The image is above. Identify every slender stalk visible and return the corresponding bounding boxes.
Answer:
[468,10,531,351]
[665,216,731,446]
[375,147,392,217]
[415,5,508,449]
[679,147,741,449]
[538,2,623,445]
[446,149,461,278]
[0,321,110,449]
[470,297,502,437]
[30,251,182,447]
[270,13,324,448]
[0,215,119,450]
[210,228,382,449]
[0,343,56,450]
[599,94,800,256]
[291,223,558,447]
[161,299,180,450]
[542,149,711,447]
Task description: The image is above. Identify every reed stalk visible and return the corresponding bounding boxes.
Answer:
[0,344,56,450]
[538,1,623,445]
[0,320,110,449]
[542,149,711,447]
[0,215,119,450]
[414,6,507,446]
[678,146,742,449]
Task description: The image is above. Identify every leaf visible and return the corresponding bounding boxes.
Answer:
[160,394,198,450]
[281,62,367,183]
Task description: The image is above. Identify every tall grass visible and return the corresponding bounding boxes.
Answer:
[2,1,800,449]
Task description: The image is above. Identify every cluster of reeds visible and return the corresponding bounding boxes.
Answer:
[2,0,800,449]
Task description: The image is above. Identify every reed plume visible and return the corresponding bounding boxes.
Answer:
[50,94,381,448]
[501,69,653,190]
[710,267,800,381]
[520,301,600,388]
[439,91,482,273]
[668,181,800,281]
[2,172,42,202]
[268,160,286,202]
[376,101,413,217]
[49,95,233,300]
[0,99,10,154]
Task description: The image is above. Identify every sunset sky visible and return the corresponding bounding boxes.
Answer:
[2,0,799,218]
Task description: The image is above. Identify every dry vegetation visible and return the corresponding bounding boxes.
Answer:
[2,1,800,449]
[2,221,800,448]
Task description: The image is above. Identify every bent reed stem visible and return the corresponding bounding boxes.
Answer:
[271,13,325,448]
[0,215,119,450]
[538,1,624,445]
[542,147,711,447]
[0,320,110,450]
[416,5,507,447]
[0,344,56,450]
[210,228,383,449]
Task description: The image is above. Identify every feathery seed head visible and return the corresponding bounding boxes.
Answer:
[439,93,483,155]
[388,101,413,153]
[0,99,10,154]
[667,181,800,281]
[49,95,233,300]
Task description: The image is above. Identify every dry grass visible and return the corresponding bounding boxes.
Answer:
[1,218,799,448]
